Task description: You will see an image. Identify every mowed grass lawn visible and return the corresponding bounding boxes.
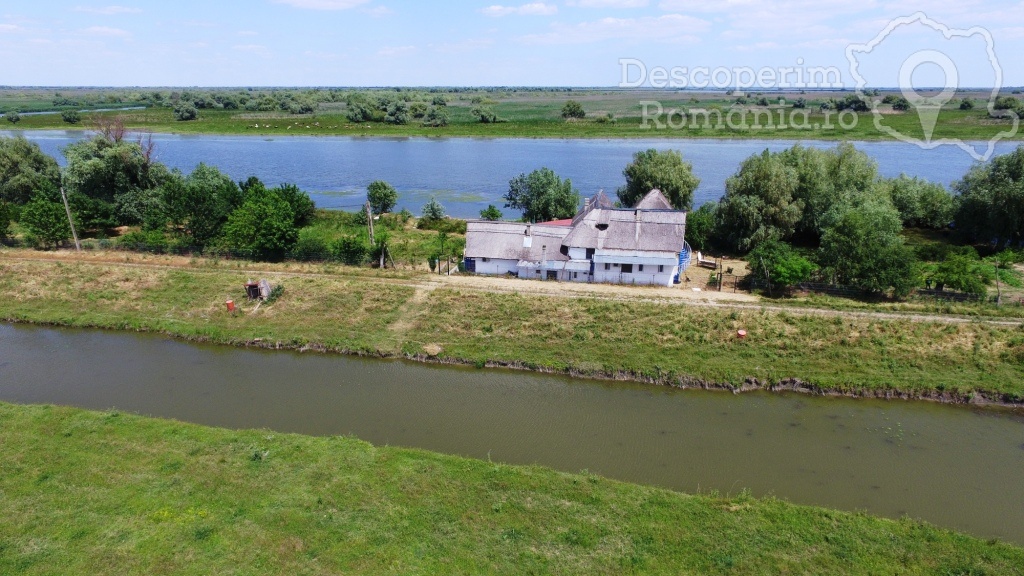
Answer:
[1,251,1024,401]
[2,402,1022,575]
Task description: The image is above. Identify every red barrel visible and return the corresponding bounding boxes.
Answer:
[226,299,236,312]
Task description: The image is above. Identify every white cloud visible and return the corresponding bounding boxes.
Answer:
[237,30,259,36]
[82,26,130,37]
[481,3,558,17]
[520,13,709,44]
[271,0,370,9]
[73,5,142,15]
[0,24,23,33]
[567,0,649,7]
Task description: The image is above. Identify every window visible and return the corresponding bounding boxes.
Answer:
[482,257,490,262]
[573,272,578,279]
[658,265,664,273]
[585,248,595,259]
[621,264,634,273]
[638,264,644,272]
[604,263,610,270]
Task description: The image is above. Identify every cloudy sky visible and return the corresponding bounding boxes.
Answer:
[1,0,1021,87]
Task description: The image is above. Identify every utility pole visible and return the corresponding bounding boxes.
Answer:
[59,186,81,252]
[365,202,375,246]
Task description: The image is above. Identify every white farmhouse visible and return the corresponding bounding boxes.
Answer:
[464,190,689,286]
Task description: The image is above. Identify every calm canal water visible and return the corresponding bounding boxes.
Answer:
[1,323,1022,544]
[4,130,1018,218]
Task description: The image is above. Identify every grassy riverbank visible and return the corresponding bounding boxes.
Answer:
[2,402,1021,575]
[4,90,1020,142]
[2,250,1024,403]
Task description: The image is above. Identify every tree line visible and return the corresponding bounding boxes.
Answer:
[490,144,1024,298]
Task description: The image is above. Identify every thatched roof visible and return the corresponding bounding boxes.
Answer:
[561,208,687,254]
[465,221,570,262]
[633,189,673,210]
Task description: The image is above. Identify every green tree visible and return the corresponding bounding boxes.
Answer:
[220,189,298,260]
[61,110,81,124]
[0,201,12,238]
[367,180,398,214]
[685,202,716,252]
[422,196,446,220]
[959,98,975,110]
[0,136,62,205]
[779,143,879,242]
[931,248,988,295]
[504,168,580,223]
[953,145,1024,248]
[817,199,918,297]
[747,239,816,288]
[63,135,162,206]
[20,198,71,249]
[617,149,700,210]
[384,101,409,125]
[885,174,954,229]
[480,204,503,221]
[471,107,501,123]
[162,164,244,248]
[173,103,198,121]
[561,100,585,119]
[6,111,20,124]
[422,107,449,127]
[239,178,316,228]
[716,150,803,252]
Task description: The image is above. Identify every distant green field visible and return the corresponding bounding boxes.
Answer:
[2,87,1020,141]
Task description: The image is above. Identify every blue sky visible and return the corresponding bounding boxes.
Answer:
[1,0,1022,87]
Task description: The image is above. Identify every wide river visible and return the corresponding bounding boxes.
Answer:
[4,130,1018,218]
[1,323,1022,544]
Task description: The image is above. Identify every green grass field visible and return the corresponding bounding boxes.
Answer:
[2,402,1021,575]
[1,250,1023,402]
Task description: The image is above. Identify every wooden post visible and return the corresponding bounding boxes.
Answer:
[365,202,375,246]
[59,186,81,252]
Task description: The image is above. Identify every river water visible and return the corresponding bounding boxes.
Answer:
[1,323,1022,543]
[3,130,1018,218]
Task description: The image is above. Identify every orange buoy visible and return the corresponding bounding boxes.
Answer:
[737,329,747,339]
[226,299,236,312]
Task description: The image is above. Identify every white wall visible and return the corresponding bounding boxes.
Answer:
[592,265,678,286]
[469,258,519,276]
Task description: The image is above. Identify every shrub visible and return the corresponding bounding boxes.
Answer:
[20,199,70,249]
[6,111,21,124]
[118,230,169,253]
[480,205,503,220]
[561,100,585,119]
[332,235,369,265]
[421,196,446,220]
[173,103,199,121]
[61,110,81,124]
[289,230,330,261]
[422,107,449,127]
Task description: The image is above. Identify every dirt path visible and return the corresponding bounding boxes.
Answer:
[4,249,1022,327]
